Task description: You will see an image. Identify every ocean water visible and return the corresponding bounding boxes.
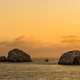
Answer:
[0,63,80,80]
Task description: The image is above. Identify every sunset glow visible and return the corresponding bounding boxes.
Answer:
[0,0,80,58]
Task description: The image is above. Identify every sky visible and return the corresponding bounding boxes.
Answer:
[0,0,80,58]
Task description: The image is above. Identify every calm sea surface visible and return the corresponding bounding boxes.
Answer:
[0,63,80,80]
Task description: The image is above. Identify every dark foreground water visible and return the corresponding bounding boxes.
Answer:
[0,63,80,80]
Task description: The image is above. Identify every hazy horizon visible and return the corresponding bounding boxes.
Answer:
[0,0,80,58]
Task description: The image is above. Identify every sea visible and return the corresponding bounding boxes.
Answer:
[0,63,80,80]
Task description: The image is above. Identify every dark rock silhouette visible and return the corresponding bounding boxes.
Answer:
[0,56,7,62]
[58,50,80,65]
[45,59,49,62]
[7,49,32,62]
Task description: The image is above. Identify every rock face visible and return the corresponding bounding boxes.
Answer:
[0,56,7,62]
[7,49,32,62]
[58,50,80,65]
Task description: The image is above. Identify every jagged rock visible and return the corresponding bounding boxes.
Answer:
[7,49,32,62]
[58,50,80,65]
[0,56,7,62]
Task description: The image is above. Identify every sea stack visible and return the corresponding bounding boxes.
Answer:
[7,48,32,62]
[58,50,80,65]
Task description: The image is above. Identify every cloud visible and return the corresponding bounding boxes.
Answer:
[0,35,80,58]
[0,36,34,56]
[0,36,57,58]
[59,35,80,54]
[61,35,80,44]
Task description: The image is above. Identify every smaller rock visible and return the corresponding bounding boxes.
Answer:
[0,56,7,62]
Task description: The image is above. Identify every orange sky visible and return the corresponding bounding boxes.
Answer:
[0,0,80,58]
